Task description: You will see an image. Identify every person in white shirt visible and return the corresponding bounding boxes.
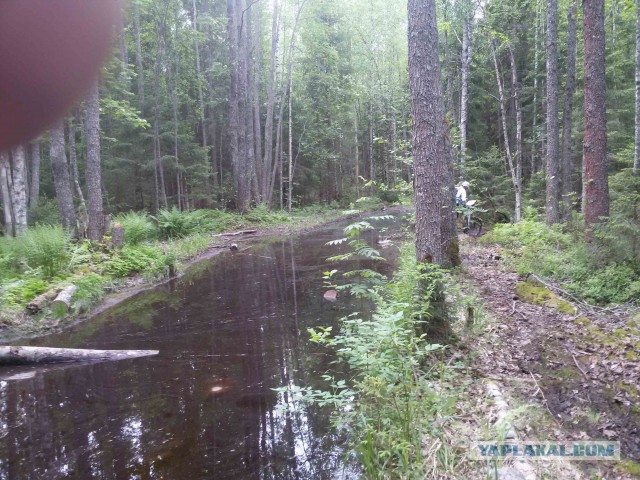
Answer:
[456,181,470,207]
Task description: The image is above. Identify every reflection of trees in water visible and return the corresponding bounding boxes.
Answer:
[0,222,400,479]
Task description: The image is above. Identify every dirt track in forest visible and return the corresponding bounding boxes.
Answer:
[460,236,640,479]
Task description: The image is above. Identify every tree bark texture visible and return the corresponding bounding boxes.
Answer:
[583,0,610,238]
[85,80,105,241]
[49,119,77,234]
[10,145,28,236]
[29,139,40,207]
[0,151,14,236]
[408,0,459,266]
[561,0,578,218]
[545,0,561,224]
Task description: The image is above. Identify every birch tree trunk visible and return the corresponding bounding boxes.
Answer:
[460,5,472,163]
[49,119,77,234]
[10,145,28,236]
[583,0,609,240]
[68,116,87,228]
[545,0,561,225]
[29,139,40,207]
[408,0,459,267]
[561,0,578,219]
[508,45,523,222]
[491,40,521,222]
[85,80,104,241]
[0,152,14,237]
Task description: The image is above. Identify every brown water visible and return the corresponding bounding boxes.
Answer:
[0,215,402,480]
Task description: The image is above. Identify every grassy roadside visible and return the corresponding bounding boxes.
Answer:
[0,204,378,341]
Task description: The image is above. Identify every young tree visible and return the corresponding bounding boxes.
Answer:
[459,0,473,163]
[49,119,77,234]
[85,80,105,241]
[408,0,459,266]
[583,0,609,239]
[545,0,560,224]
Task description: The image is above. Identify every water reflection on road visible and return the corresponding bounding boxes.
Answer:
[0,215,402,479]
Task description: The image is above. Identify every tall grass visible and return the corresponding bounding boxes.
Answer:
[10,225,71,277]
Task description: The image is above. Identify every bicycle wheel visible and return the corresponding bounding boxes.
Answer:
[467,216,483,237]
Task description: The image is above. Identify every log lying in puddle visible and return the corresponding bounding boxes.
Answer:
[0,346,159,365]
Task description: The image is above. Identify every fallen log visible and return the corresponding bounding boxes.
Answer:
[50,285,77,314]
[215,229,258,237]
[0,346,159,365]
[26,287,62,314]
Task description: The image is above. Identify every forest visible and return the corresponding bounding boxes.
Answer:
[0,0,639,478]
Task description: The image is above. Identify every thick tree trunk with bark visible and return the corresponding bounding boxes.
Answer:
[49,119,77,234]
[508,45,523,222]
[0,151,14,236]
[545,0,561,224]
[531,0,541,175]
[85,80,104,241]
[29,139,40,207]
[408,0,459,267]
[262,0,280,201]
[11,145,28,236]
[68,116,88,227]
[583,0,609,239]
[562,0,578,218]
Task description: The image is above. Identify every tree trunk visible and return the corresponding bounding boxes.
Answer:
[29,139,40,207]
[491,39,521,222]
[354,104,360,196]
[252,3,263,198]
[68,116,88,229]
[133,0,145,105]
[193,0,208,152]
[531,0,541,175]
[49,119,77,234]
[51,285,78,313]
[635,0,640,172]
[10,145,28,236]
[508,45,523,222]
[262,0,280,201]
[561,0,578,219]
[85,79,104,241]
[0,346,159,365]
[409,0,459,267]
[460,5,472,163]
[583,0,609,239]
[287,70,293,211]
[545,0,560,225]
[0,151,14,236]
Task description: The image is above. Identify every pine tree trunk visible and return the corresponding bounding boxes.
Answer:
[409,0,459,267]
[85,80,104,241]
[193,0,208,152]
[561,0,578,218]
[583,0,609,240]
[10,146,28,236]
[0,152,14,236]
[531,0,541,175]
[635,0,640,172]
[49,119,77,234]
[252,4,263,198]
[545,0,560,225]
[29,139,40,207]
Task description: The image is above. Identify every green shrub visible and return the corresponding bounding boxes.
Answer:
[14,225,71,277]
[567,263,640,305]
[243,203,291,225]
[188,209,239,233]
[114,211,158,245]
[72,273,107,313]
[104,245,166,278]
[3,278,49,307]
[28,199,61,227]
[153,207,197,238]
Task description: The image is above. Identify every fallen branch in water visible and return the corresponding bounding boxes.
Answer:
[214,229,258,237]
[0,346,159,365]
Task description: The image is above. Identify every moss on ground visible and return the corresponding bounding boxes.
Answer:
[515,281,576,314]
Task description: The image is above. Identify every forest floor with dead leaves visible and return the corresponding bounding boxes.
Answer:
[442,236,640,479]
